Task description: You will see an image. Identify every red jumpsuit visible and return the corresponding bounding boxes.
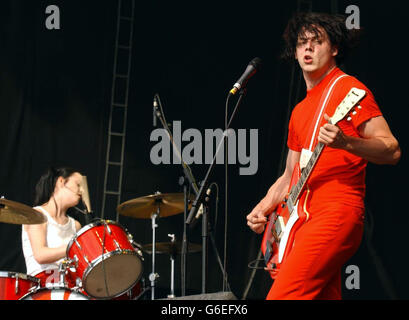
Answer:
[266,67,382,299]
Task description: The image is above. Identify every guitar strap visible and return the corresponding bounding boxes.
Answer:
[299,72,350,169]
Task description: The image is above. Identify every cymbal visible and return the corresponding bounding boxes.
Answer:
[142,242,202,255]
[0,198,47,225]
[117,192,193,219]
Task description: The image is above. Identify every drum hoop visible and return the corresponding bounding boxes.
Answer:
[0,271,40,284]
[82,249,143,299]
[19,287,89,300]
[66,219,130,255]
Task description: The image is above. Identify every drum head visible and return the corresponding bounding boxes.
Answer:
[20,288,89,300]
[83,253,143,299]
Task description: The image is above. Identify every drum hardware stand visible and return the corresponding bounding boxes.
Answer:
[149,196,161,300]
[73,206,92,225]
[178,148,229,295]
[167,234,176,298]
[179,175,194,297]
[13,273,20,295]
[201,202,209,293]
[58,261,67,286]
[57,259,81,291]
[129,236,144,260]
[134,282,151,300]
[184,133,229,293]
[84,209,92,225]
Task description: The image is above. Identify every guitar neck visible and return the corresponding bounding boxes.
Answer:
[285,87,367,208]
[288,142,325,206]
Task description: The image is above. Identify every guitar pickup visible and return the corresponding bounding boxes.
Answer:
[274,216,285,241]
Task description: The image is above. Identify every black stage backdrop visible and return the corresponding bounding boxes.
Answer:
[0,0,408,300]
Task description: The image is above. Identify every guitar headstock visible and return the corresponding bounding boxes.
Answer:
[330,88,366,125]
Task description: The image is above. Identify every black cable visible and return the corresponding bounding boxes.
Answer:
[223,92,232,292]
[223,90,246,291]
[247,258,267,270]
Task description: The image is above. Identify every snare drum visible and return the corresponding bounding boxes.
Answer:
[20,286,89,300]
[0,271,40,300]
[66,220,143,299]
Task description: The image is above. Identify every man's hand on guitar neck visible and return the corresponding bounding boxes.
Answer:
[319,113,401,165]
[318,113,348,149]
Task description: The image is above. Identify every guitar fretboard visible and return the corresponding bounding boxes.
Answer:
[288,142,325,207]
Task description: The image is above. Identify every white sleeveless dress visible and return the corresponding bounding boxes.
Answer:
[21,206,77,276]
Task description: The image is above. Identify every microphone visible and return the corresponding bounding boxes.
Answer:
[229,57,262,95]
[194,186,212,220]
[204,186,212,203]
[153,95,158,127]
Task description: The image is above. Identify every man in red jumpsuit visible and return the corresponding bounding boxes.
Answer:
[246,12,401,299]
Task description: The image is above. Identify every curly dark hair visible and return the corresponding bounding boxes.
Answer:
[282,12,361,65]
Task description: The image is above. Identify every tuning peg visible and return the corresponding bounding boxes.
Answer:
[357,105,362,109]
[352,110,357,115]
[347,116,352,121]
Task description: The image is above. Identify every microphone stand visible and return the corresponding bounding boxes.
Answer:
[178,174,192,297]
[154,94,231,295]
[186,89,246,292]
[73,206,92,225]
[84,213,91,225]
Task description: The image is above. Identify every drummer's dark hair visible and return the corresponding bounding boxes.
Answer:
[33,167,78,206]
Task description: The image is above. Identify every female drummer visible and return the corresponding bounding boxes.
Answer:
[22,167,83,286]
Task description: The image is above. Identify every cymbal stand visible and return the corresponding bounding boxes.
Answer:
[179,176,191,297]
[149,205,160,300]
[167,234,176,298]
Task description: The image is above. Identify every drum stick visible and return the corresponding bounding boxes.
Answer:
[80,176,92,214]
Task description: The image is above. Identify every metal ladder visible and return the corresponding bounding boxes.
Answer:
[101,0,135,221]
